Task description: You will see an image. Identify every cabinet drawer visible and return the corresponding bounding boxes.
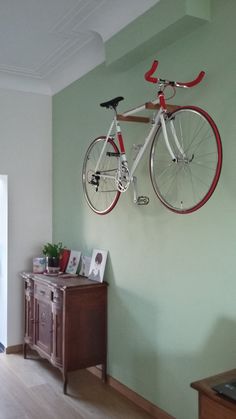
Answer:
[34,281,52,302]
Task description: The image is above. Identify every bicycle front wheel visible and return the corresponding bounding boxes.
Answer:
[150,106,222,214]
[82,136,121,215]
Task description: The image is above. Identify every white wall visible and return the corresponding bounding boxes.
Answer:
[0,175,8,345]
[0,88,52,347]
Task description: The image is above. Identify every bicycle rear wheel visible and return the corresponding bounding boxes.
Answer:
[150,106,222,214]
[82,136,121,215]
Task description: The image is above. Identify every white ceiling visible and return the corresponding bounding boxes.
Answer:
[0,0,159,95]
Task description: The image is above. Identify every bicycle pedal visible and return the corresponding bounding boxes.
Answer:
[137,196,149,205]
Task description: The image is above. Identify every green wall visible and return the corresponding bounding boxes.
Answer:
[52,1,236,418]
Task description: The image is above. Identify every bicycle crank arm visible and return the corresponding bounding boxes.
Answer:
[132,176,149,205]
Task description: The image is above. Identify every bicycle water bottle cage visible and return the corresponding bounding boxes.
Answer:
[100,96,124,109]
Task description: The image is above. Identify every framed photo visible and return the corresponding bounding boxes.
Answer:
[66,250,81,274]
[79,255,91,277]
[88,249,108,283]
[59,248,70,272]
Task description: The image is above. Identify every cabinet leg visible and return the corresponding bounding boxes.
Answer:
[23,343,27,359]
[63,373,68,394]
[102,363,107,383]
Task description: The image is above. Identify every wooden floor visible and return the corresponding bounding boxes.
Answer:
[0,353,153,418]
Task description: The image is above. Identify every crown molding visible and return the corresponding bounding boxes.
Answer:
[0,72,51,95]
[0,0,160,95]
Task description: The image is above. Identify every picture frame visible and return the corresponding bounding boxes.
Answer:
[65,250,81,274]
[59,248,70,272]
[88,249,108,283]
[79,255,91,277]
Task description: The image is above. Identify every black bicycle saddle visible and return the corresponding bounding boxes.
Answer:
[100,96,124,109]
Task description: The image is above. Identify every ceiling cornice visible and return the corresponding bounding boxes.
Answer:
[0,0,160,95]
[0,0,211,96]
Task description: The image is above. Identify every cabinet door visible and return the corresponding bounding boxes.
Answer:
[34,297,52,355]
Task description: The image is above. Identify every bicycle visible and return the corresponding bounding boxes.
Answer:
[82,60,222,215]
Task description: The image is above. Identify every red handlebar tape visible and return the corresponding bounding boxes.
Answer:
[145,60,205,87]
[144,60,159,84]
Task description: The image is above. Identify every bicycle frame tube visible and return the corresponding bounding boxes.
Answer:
[94,101,177,182]
[94,118,115,173]
[115,118,125,153]
[130,107,177,177]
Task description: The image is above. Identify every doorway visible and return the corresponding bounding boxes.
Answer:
[0,175,8,349]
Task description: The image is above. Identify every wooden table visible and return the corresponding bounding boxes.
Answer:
[191,369,236,419]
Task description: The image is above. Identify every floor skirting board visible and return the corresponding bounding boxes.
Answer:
[5,346,175,418]
[88,366,175,419]
[5,344,23,354]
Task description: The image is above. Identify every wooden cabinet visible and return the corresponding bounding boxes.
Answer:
[22,272,107,393]
[191,369,236,419]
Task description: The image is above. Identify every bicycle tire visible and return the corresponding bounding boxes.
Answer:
[150,106,222,214]
[82,136,121,215]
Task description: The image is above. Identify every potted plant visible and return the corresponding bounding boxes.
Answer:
[42,242,63,274]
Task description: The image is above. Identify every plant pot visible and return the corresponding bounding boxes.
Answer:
[46,256,60,274]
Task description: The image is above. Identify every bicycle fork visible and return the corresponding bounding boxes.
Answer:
[130,110,183,205]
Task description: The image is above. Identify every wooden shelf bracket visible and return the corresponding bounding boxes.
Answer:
[117,102,180,123]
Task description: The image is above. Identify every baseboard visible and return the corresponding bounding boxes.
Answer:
[87,366,175,419]
[3,347,174,418]
[5,344,23,354]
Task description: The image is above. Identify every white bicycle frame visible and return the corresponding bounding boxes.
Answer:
[94,99,182,192]
[123,102,176,178]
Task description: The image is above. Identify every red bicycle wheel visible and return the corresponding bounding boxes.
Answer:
[82,136,121,215]
[150,106,222,214]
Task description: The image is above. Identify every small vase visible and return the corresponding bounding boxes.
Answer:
[46,256,60,274]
